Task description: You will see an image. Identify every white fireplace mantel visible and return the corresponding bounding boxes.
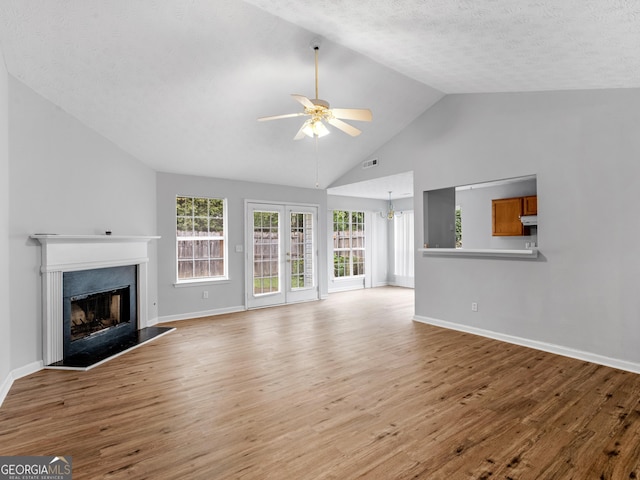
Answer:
[31,234,160,365]
[31,234,160,272]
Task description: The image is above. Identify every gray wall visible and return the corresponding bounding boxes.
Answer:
[8,77,158,370]
[0,48,11,386]
[333,88,640,367]
[456,178,537,249]
[156,172,328,320]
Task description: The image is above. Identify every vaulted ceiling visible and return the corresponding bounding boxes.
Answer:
[1,1,639,193]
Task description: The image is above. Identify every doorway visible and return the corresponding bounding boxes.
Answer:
[246,202,319,309]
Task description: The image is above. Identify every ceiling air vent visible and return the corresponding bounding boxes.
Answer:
[362,158,378,169]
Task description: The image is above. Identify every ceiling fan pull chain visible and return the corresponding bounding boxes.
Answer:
[315,134,320,188]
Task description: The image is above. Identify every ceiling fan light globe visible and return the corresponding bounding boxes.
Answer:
[314,121,330,137]
[302,123,315,138]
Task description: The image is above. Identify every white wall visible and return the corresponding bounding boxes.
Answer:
[0,47,11,394]
[8,78,158,371]
[156,172,327,320]
[334,88,640,369]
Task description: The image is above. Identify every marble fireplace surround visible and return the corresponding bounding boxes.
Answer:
[31,234,160,366]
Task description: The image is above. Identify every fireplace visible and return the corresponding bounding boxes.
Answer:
[31,234,167,369]
[70,287,129,341]
[63,265,137,359]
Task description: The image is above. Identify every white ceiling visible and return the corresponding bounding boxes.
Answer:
[327,171,414,201]
[1,0,639,196]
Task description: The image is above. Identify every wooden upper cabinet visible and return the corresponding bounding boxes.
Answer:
[523,195,537,215]
[492,197,524,236]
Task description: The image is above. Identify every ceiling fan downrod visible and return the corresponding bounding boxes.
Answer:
[314,45,319,101]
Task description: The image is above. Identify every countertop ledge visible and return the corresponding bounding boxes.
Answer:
[418,248,538,259]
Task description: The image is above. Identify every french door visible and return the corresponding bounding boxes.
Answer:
[246,202,318,309]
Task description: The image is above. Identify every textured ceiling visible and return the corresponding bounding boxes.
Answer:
[247,0,640,93]
[1,0,639,195]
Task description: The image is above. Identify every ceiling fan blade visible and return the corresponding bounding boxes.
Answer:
[294,120,310,140]
[258,112,306,122]
[331,108,372,122]
[291,94,315,109]
[327,117,362,137]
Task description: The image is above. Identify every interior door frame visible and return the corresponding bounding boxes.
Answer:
[245,200,319,309]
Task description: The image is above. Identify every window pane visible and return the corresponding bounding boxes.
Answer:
[211,260,224,277]
[177,240,194,259]
[194,198,208,217]
[194,217,208,235]
[194,260,210,278]
[210,217,223,234]
[194,240,209,259]
[176,197,193,216]
[177,218,193,236]
[209,240,222,258]
[210,198,224,218]
[178,260,194,279]
[353,254,365,276]
[334,251,351,277]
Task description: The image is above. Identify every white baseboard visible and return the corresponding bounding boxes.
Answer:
[158,305,245,324]
[389,279,415,288]
[414,315,640,375]
[0,361,43,408]
[328,285,363,293]
[0,373,12,408]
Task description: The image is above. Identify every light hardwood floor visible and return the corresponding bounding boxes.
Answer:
[2,287,640,479]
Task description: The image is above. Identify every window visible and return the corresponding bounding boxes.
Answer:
[176,196,227,282]
[332,210,365,278]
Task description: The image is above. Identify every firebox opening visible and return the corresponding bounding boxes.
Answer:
[70,287,130,341]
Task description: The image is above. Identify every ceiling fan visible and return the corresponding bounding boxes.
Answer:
[258,42,372,140]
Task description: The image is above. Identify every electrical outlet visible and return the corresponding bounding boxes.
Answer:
[471,302,478,312]
[202,291,209,299]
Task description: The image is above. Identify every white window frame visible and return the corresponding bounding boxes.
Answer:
[176,195,228,284]
[332,210,365,279]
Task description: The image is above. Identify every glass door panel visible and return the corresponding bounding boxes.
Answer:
[253,210,280,296]
[286,207,317,303]
[247,203,285,309]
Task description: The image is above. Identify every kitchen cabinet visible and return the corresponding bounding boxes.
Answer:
[523,195,537,215]
[492,197,524,236]
[492,195,537,236]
